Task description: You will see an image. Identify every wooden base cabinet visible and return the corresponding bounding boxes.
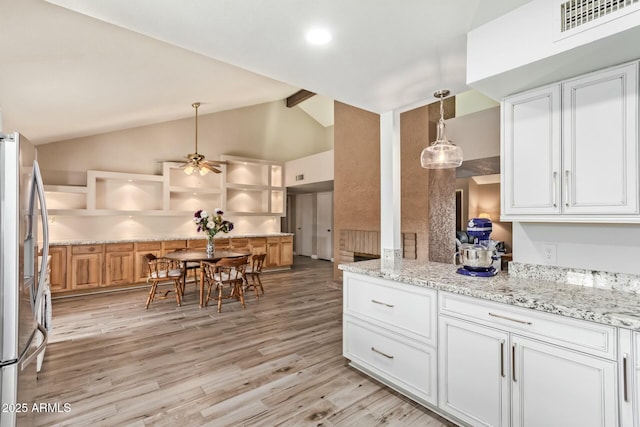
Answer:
[104,243,135,286]
[70,245,103,290]
[48,246,68,292]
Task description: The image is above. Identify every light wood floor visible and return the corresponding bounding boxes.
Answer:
[33,256,455,426]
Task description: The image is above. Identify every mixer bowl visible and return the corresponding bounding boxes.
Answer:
[455,244,496,268]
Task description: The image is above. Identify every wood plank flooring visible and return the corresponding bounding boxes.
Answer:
[33,257,455,426]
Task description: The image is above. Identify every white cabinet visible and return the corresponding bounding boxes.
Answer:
[502,84,562,216]
[502,61,639,222]
[439,292,619,427]
[511,335,617,427]
[438,315,510,427]
[619,328,639,427]
[342,272,438,407]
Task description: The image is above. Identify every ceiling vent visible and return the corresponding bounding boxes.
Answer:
[560,0,640,33]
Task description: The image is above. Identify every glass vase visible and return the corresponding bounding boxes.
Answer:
[206,235,215,255]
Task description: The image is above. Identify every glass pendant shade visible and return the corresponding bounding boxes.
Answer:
[420,90,463,169]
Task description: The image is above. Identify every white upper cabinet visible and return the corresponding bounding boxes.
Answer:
[503,84,562,215]
[562,63,638,215]
[502,61,639,222]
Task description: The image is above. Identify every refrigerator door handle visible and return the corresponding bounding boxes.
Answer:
[31,160,49,316]
[19,323,48,371]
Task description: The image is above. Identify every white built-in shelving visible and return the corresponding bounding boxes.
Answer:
[45,156,285,217]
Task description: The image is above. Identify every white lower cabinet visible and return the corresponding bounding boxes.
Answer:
[511,335,617,427]
[439,292,619,427]
[619,328,639,426]
[342,272,438,407]
[343,272,627,427]
[438,315,510,427]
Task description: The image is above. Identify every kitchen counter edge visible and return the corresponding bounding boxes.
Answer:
[339,259,640,331]
[50,233,294,246]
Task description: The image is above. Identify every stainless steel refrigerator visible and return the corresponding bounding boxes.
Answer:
[0,132,49,427]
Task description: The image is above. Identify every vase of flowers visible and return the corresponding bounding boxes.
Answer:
[193,209,234,255]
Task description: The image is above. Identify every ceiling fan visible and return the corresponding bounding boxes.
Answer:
[172,102,226,175]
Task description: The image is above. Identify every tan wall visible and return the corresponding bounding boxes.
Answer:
[467,180,513,251]
[400,105,431,261]
[38,100,331,185]
[333,101,380,279]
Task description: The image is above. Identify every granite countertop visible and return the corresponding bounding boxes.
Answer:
[339,259,640,331]
[50,232,294,246]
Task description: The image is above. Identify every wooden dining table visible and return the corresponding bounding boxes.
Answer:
[163,250,250,307]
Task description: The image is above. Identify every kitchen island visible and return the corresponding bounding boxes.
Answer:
[49,233,293,294]
[339,259,640,427]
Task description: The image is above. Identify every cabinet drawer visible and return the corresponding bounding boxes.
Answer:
[344,316,437,406]
[72,244,103,254]
[106,243,134,252]
[267,237,280,243]
[281,236,293,243]
[162,240,186,250]
[135,241,162,251]
[439,292,616,359]
[343,272,437,345]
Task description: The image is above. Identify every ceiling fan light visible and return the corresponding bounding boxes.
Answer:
[184,164,195,175]
[199,166,209,176]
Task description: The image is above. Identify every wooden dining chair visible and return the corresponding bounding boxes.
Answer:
[171,248,199,295]
[145,254,183,309]
[201,256,249,313]
[244,253,266,298]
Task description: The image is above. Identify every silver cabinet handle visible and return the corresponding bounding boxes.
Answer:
[623,353,629,402]
[500,340,505,378]
[512,343,517,382]
[488,312,532,325]
[371,299,394,308]
[552,171,558,208]
[564,170,570,208]
[371,347,394,359]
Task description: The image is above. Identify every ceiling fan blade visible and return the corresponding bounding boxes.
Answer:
[201,163,221,174]
[204,160,227,165]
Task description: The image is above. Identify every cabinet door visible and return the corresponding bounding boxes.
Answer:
[511,335,618,427]
[266,240,280,267]
[134,251,162,283]
[619,329,634,427]
[280,238,293,266]
[104,252,135,286]
[502,84,562,215]
[48,246,68,292]
[71,253,102,289]
[438,315,510,427]
[562,62,639,215]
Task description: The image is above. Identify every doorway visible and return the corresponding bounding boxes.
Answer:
[316,191,333,261]
[295,193,313,256]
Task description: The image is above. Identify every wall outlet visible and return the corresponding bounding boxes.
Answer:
[541,243,557,264]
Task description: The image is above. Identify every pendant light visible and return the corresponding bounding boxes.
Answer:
[420,89,463,169]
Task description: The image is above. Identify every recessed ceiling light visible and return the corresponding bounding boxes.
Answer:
[306,28,332,45]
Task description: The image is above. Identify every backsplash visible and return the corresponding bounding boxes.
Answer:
[510,262,640,294]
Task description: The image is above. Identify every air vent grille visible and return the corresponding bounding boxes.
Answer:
[561,0,639,32]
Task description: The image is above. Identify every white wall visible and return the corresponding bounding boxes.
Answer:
[445,107,499,161]
[467,0,640,99]
[284,149,334,187]
[47,215,281,243]
[513,222,640,275]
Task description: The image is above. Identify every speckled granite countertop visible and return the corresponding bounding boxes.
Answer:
[339,259,640,331]
[50,233,294,246]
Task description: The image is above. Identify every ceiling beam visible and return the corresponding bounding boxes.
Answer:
[286,89,316,108]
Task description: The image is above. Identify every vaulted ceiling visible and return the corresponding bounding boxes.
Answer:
[0,0,531,144]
